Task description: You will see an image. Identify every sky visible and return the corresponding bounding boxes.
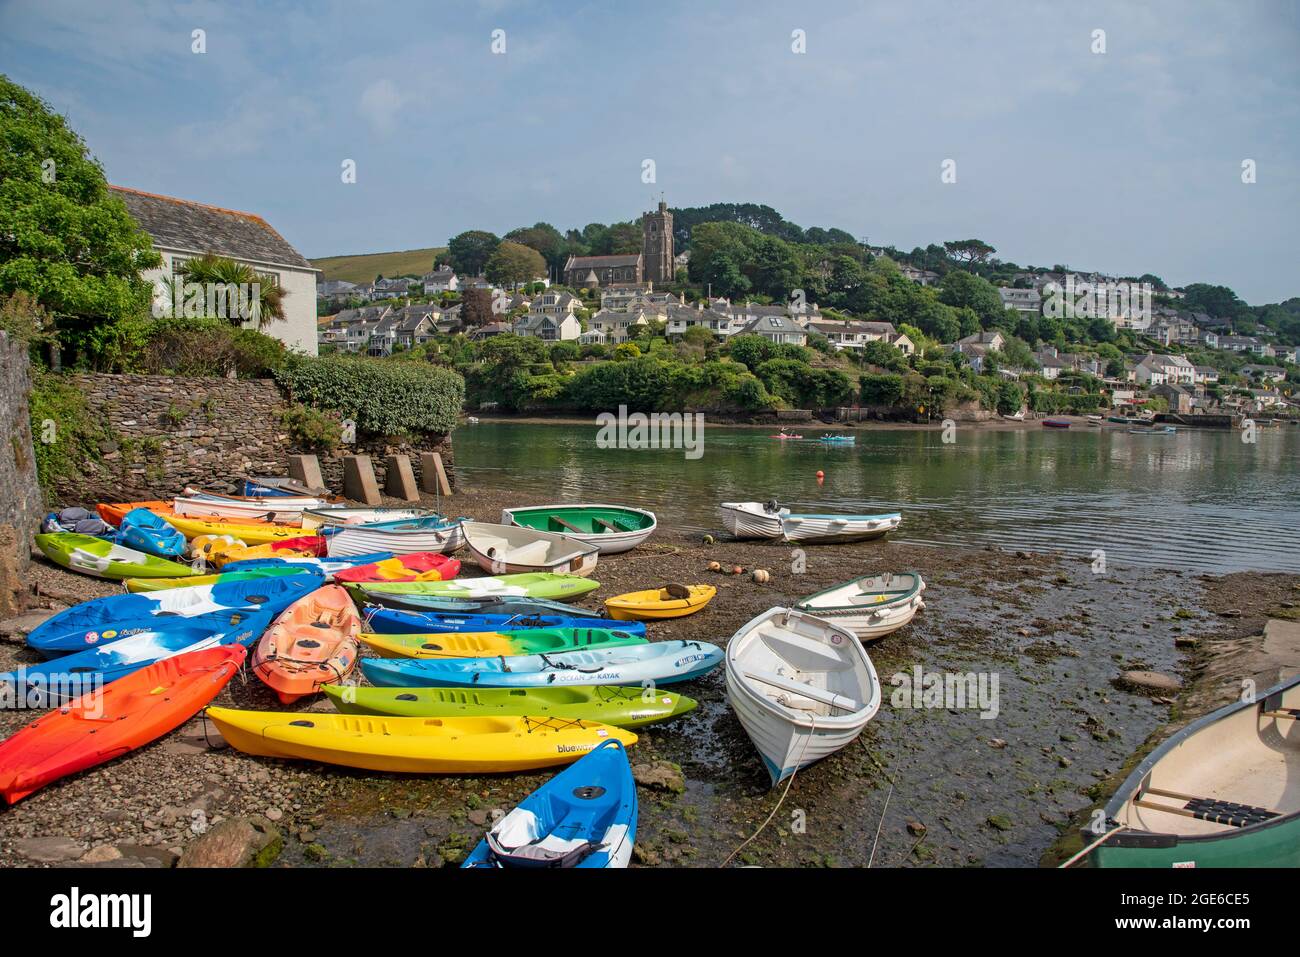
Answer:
[2,0,1297,304]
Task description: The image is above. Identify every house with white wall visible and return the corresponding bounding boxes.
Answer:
[113,185,319,354]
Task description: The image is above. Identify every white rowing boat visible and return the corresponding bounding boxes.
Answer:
[325,516,465,557]
[301,507,441,530]
[718,501,902,543]
[174,489,328,524]
[725,607,881,786]
[793,571,925,639]
[461,521,599,577]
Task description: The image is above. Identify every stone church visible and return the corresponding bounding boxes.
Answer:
[563,200,675,288]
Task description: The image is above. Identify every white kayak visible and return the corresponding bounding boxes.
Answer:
[793,572,925,639]
[174,489,328,524]
[719,501,902,543]
[725,607,881,786]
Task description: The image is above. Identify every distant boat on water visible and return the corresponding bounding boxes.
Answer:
[1042,419,1071,429]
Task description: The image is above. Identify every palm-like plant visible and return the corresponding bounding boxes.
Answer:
[173,252,288,329]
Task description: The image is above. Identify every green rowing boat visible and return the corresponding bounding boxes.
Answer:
[500,504,656,554]
[322,683,697,728]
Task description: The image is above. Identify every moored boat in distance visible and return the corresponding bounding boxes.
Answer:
[500,504,657,555]
[1041,419,1071,429]
[1129,425,1177,435]
[1081,673,1299,867]
[726,607,882,786]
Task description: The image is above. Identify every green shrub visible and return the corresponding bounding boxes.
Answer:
[276,354,464,438]
[138,318,287,378]
[27,371,114,500]
[281,402,344,449]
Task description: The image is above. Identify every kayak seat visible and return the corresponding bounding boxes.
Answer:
[485,831,604,868]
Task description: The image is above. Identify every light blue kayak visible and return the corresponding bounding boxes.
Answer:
[462,739,637,868]
[26,569,324,657]
[361,639,724,689]
[116,507,186,558]
[359,606,646,637]
[1,611,271,708]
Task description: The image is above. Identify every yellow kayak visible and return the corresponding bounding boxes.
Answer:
[605,584,717,620]
[162,513,307,545]
[205,707,636,773]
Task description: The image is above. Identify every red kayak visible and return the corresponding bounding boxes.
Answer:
[332,552,461,583]
[0,645,245,804]
[770,434,803,440]
[1042,419,1071,429]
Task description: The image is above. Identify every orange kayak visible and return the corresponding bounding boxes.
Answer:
[251,585,361,704]
[333,552,461,584]
[0,645,245,804]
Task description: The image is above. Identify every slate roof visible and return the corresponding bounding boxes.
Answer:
[565,254,642,269]
[110,186,315,270]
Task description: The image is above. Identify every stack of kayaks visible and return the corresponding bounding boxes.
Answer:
[35,532,197,581]
[0,646,246,804]
[500,504,656,554]
[173,489,328,524]
[462,739,637,868]
[205,708,637,774]
[332,552,460,583]
[221,552,395,581]
[351,573,600,606]
[323,683,695,727]
[359,626,647,659]
[124,565,317,593]
[351,592,605,617]
[362,639,724,689]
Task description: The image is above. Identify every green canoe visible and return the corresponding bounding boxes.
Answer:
[349,572,600,604]
[501,504,656,554]
[360,626,647,659]
[1084,672,1300,867]
[35,532,198,581]
[322,683,697,728]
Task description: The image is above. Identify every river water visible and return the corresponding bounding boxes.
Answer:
[454,421,1300,573]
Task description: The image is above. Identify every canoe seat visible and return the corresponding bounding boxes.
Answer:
[741,668,862,713]
[1182,797,1279,828]
[504,542,550,565]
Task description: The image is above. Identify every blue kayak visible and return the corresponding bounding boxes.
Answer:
[222,553,393,580]
[462,739,637,868]
[1,611,270,708]
[26,569,324,657]
[361,639,724,689]
[116,507,186,558]
[358,606,646,637]
[355,593,608,617]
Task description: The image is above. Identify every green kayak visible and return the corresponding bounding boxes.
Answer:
[35,532,198,581]
[349,572,600,604]
[125,566,311,593]
[322,683,697,728]
[360,626,647,659]
[501,504,656,554]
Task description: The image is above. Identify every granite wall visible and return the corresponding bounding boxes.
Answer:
[0,332,44,616]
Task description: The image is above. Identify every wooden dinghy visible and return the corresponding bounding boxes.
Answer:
[1082,673,1300,867]
[793,572,926,639]
[462,521,598,577]
[718,501,902,543]
[726,607,882,786]
[500,504,656,555]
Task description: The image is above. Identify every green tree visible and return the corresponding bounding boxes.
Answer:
[0,74,160,367]
[485,241,546,289]
[937,269,1004,326]
[447,230,501,276]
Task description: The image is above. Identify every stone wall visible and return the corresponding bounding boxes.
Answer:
[63,373,454,502]
[0,332,44,616]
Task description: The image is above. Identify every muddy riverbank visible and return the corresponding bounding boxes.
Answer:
[1,487,1291,868]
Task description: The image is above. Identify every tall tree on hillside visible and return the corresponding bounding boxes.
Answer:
[447,230,500,276]
[504,223,568,274]
[461,287,495,327]
[937,269,1004,326]
[0,74,160,367]
[485,241,546,289]
[1181,282,1249,320]
[943,239,997,265]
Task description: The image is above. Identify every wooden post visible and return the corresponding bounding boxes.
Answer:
[384,454,419,502]
[342,455,381,505]
[420,452,452,496]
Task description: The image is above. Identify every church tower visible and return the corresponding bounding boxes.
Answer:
[642,199,674,285]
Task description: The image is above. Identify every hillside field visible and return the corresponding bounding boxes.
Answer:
[312,247,446,284]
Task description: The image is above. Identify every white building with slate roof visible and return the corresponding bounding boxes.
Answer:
[112,185,320,354]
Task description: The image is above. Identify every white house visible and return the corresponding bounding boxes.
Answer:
[737,314,807,346]
[422,268,459,294]
[1135,353,1194,386]
[998,287,1041,317]
[113,185,319,354]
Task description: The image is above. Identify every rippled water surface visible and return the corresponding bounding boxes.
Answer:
[454,422,1300,573]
